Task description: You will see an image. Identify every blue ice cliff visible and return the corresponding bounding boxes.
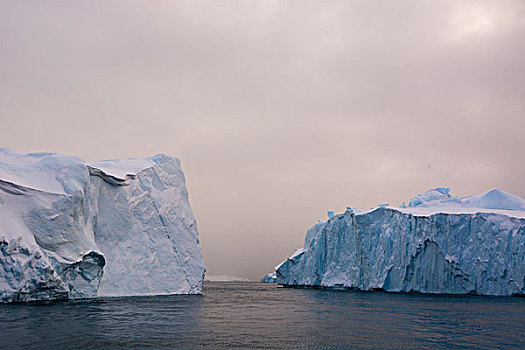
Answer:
[0,149,205,302]
[273,188,525,296]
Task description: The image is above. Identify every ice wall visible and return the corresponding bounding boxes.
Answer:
[0,149,205,302]
[88,155,205,296]
[276,188,525,296]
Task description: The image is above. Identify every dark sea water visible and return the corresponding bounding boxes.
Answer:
[1,282,524,349]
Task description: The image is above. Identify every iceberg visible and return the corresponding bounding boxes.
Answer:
[260,272,277,283]
[275,188,525,296]
[205,275,251,282]
[0,148,205,303]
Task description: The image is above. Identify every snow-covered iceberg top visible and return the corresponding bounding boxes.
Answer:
[0,148,205,303]
[0,148,87,195]
[408,187,525,210]
[88,157,156,180]
[275,188,525,296]
[345,187,525,219]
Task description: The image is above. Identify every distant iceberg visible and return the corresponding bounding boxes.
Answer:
[261,272,277,283]
[0,148,205,303]
[274,188,525,296]
[205,275,250,282]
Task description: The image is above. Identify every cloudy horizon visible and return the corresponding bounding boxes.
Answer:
[1,0,524,280]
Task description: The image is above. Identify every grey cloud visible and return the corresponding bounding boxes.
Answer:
[1,0,524,280]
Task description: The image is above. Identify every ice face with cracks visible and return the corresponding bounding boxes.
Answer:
[275,188,525,296]
[0,149,205,302]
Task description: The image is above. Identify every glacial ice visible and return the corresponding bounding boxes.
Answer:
[275,188,525,296]
[205,275,251,282]
[0,148,205,302]
[260,272,277,283]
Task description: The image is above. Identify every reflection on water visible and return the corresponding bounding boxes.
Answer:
[1,282,524,349]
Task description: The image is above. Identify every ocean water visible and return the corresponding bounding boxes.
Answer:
[1,282,524,349]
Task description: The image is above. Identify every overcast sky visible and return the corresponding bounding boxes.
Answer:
[1,0,524,280]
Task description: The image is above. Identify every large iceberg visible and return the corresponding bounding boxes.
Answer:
[275,188,525,296]
[0,148,205,303]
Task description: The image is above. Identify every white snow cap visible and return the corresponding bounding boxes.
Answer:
[0,148,87,194]
[87,157,156,180]
[408,187,525,211]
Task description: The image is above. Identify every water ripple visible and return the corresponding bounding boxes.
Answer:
[0,282,524,349]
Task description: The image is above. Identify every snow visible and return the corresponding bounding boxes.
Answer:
[275,188,525,296]
[463,189,525,211]
[0,148,205,302]
[407,187,525,212]
[338,187,525,219]
[0,148,87,195]
[88,157,155,180]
